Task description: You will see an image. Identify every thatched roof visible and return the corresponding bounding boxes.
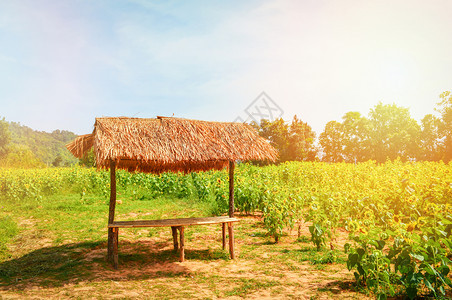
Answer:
[67,117,277,173]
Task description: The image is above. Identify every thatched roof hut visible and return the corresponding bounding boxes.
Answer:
[67,116,277,267]
[67,116,277,173]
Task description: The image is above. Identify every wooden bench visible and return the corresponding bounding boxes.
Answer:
[108,216,239,269]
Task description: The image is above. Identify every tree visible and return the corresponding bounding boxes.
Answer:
[319,121,344,162]
[251,116,317,163]
[0,118,11,158]
[420,114,443,161]
[251,118,290,162]
[436,91,452,162]
[341,112,371,162]
[287,115,317,161]
[79,148,96,167]
[52,154,63,167]
[368,103,420,162]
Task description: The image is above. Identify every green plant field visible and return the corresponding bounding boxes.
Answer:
[0,161,451,299]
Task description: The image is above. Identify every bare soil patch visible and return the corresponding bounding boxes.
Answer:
[0,215,371,299]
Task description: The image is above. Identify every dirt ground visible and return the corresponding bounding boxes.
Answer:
[0,215,374,299]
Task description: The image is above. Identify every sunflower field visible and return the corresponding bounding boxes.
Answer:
[0,161,451,299]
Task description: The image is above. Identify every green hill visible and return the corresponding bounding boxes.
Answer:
[4,121,79,167]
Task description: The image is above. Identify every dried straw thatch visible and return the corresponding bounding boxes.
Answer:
[67,117,277,173]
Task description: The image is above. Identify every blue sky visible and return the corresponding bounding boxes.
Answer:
[1,0,452,135]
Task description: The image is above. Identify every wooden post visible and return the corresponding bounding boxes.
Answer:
[107,160,117,263]
[112,227,119,269]
[171,226,178,251]
[222,223,226,250]
[179,226,185,262]
[228,222,235,259]
[228,160,235,218]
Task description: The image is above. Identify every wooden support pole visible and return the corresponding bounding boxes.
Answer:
[107,160,117,263]
[228,222,235,259]
[228,160,235,218]
[115,226,119,248]
[171,226,178,251]
[112,227,119,269]
[222,223,226,250]
[178,226,185,262]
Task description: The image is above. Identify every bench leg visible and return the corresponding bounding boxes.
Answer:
[222,223,226,250]
[171,226,178,251]
[228,222,235,259]
[107,227,114,263]
[178,226,185,262]
[112,227,119,269]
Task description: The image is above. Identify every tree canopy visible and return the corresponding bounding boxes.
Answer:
[251,115,316,163]
[252,91,452,163]
[1,91,452,168]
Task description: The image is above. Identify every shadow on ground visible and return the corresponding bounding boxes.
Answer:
[319,280,357,294]
[0,239,229,291]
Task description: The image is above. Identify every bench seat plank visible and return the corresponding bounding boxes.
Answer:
[108,216,239,228]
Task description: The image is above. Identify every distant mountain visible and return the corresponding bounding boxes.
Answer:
[8,122,79,166]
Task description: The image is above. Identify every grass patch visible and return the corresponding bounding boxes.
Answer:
[310,250,343,265]
[0,187,370,299]
[224,278,280,297]
[296,235,310,243]
[0,216,18,260]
